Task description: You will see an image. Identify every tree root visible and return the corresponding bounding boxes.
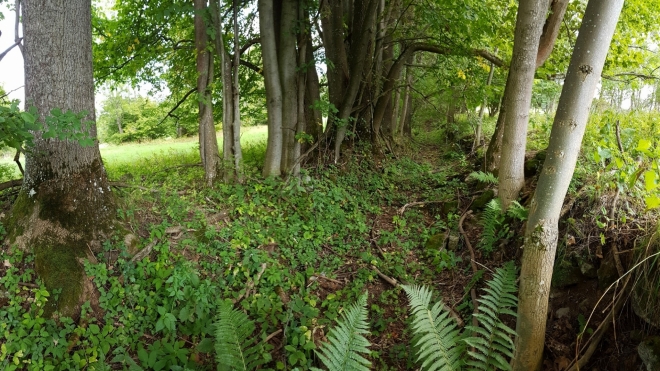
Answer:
[458,210,480,329]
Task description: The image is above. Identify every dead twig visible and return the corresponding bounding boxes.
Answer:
[371,265,465,327]
[131,239,159,263]
[398,200,445,215]
[234,263,268,303]
[458,210,480,329]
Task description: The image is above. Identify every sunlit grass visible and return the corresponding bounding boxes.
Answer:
[0,126,268,181]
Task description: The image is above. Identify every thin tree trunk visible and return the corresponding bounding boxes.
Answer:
[231,0,243,182]
[11,0,116,317]
[512,1,623,369]
[486,0,568,174]
[497,0,547,209]
[259,0,283,177]
[195,0,219,186]
[474,60,495,151]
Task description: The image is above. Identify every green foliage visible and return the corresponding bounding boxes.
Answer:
[0,99,96,152]
[314,293,371,371]
[214,301,267,370]
[402,263,518,371]
[403,284,464,371]
[479,199,527,254]
[468,171,498,185]
[464,262,518,371]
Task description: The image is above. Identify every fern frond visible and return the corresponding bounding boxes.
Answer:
[468,171,498,185]
[316,292,371,371]
[479,199,504,254]
[464,262,519,371]
[402,285,464,371]
[214,302,264,371]
[506,201,528,221]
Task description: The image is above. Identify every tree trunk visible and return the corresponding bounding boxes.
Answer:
[231,0,243,182]
[497,0,547,209]
[512,1,623,369]
[278,0,299,174]
[8,0,116,318]
[486,0,568,174]
[259,0,283,177]
[474,60,495,151]
[194,0,220,186]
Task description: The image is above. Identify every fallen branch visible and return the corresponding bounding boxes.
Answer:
[131,239,159,263]
[109,181,159,193]
[0,179,22,192]
[234,263,268,303]
[371,265,465,327]
[398,200,445,215]
[458,210,480,329]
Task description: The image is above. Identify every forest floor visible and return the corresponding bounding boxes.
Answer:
[0,125,658,370]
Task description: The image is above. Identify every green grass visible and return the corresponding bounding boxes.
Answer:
[0,126,268,180]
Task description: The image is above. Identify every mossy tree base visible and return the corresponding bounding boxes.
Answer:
[6,163,116,318]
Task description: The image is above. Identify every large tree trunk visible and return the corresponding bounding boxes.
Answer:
[259,0,284,177]
[486,0,569,174]
[512,0,623,369]
[497,0,547,209]
[231,0,243,182]
[7,0,116,318]
[195,0,220,186]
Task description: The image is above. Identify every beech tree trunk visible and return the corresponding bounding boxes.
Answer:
[194,0,220,185]
[259,0,283,177]
[512,1,623,369]
[497,0,547,209]
[486,0,569,174]
[8,0,116,318]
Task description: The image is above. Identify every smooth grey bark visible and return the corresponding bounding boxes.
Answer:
[278,0,299,174]
[497,0,547,209]
[231,0,243,182]
[14,0,115,317]
[511,0,624,369]
[259,0,283,177]
[195,0,220,186]
[486,0,568,173]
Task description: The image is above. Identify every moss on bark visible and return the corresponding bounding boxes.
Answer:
[5,159,116,318]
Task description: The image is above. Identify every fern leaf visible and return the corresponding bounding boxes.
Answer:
[403,285,464,371]
[214,302,265,371]
[465,262,519,371]
[316,292,371,371]
[468,171,498,185]
[479,199,504,254]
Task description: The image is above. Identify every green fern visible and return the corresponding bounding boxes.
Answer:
[479,199,506,254]
[402,284,464,371]
[464,262,519,371]
[314,292,371,371]
[214,301,265,371]
[506,201,528,221]
[468,171,498,185]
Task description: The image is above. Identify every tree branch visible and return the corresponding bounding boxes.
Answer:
[155,87,198,127]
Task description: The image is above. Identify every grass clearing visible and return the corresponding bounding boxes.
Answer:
[0,125,268,181]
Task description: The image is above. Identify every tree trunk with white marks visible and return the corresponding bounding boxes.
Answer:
[497,0,547,209]
[6,0,116,318]
[512,0,624,369]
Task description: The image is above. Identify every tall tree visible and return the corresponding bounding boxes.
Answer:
[485,0,569,174]
[512,0,624,369]
[496,1,548,208]
[7,0,116,317]
[194,0,221,185]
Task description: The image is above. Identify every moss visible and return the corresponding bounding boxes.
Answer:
[33,236,87,317]
[4,192,34,244]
